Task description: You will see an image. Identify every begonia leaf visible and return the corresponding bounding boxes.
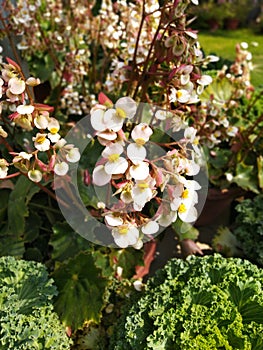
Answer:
[52,252,108,329]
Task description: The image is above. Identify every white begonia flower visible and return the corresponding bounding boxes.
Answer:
[127,123,152,164]
[105,214,124,227]
[157,210,177,227]
[47,118,61,143]
[191,0,199,5]
[133,280,143,291]
[169,88,191,104]
[181,74,190,85]
[66,148,80,163]
[131,123,153,143]
[33,133,50,151]
[0,159,9,178]
[17,104,34,115]
[102,143,128,175]
[127,143,147,164]
[28,169,42,183]
[92,164,111,186]
[197,75,213,86]
[133,238,144,250]
[0,78,4,99]
[207,55,220,63]
[54,162,69,176]
[91,108,122,133]
[155,109,169,120]
[8,77,26,95]
[34,113,49,129]
[26,77,41,86]
[129,161,149,180]
[226,126,239,137]
[184,126,197,143]
[177,201,198,223]
[184,158,200,176]
[112,224,139,248]
[15,151,32,161]
[55,138,67,149]
[115,96,137,120]
[120,182,134,204]
[240,42,248,49]
[142,220,159,235]
[132,180,154,211]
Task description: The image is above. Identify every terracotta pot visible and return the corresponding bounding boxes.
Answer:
[195,187,245,228]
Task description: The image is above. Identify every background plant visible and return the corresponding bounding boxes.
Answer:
[110,254,263,350]
[0,256,72,349]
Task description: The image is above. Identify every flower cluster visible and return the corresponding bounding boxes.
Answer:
[90,95,202,248]
[0,58,80,182]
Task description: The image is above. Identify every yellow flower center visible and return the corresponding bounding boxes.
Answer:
[181,189,189,199]
[116,107,126,119]
[36,135,46,144]
[108,153,120,162]
[119,226,128,235]
[178,203,187,213]
[138,183,149,190]
[135,138,146,146]
[50,127,59,134]
[176,90,183,99]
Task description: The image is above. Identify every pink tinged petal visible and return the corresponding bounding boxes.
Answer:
[129,161,149,180]
[17,104,34,115]
[142,221,159,235]
[127,143,146,164]
[105,214,123,226]
[104,157,128,175]
[8,77,26,95]
[115,96,137,119]
[97,130,117,141]
[91,109,106,131]
[54,162,69,176]
[92,165,111,186]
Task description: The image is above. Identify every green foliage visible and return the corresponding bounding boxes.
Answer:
[110,254,263,350]
[0,256,72,349]
[232,194,263,266]
[52,251,109,330]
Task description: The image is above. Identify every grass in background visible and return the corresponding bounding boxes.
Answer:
[198,29,263,87]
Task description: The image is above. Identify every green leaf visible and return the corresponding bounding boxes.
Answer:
[50,222,91,262]
[8,176,40,235]
[52,252,108,329]
[110,248,144,279]
[231,162,259,193]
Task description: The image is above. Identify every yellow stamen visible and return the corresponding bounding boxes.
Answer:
[50,127,59,134]
[108,153,120,162]
[36,135,46,144]
[138,183,149,189]
[119,226,128,235]
[176,90,183,99]
[135,138,146,146]
[178,203,187,213]
[181,189,189,199]
[116,107,126,119]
